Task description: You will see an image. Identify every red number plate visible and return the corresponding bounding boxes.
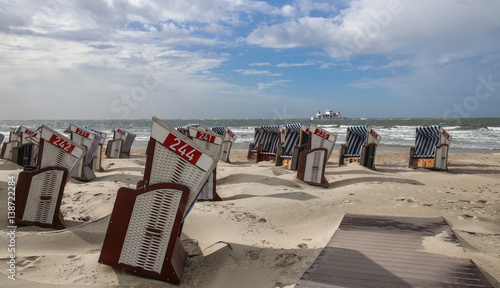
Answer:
[227,129,235,138]
[442,130,450,140]
[314,129,330,140]
[75,128,91,138]
[195,131,216,143]
[116,129,126,135]
[163,133,202,164]
[48,134,75,153]
[370,129,379,139]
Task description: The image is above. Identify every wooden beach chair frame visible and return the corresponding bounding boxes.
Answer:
[276,123,302,167]
[212,126,237,163]
[99,117,217,284]
[13,125,84,229]
[105,127,136,159]
[339,125,381,170]
[409,126,451,171]
[65,124,102,181]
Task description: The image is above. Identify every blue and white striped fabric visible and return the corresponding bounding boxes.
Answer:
[212,126,226,136]
[176,124,200,137]
[255,125,281,153]
[283,123,302,155]
[120,128,136,155]
[344,126,368,156]
[75,125,102,165]
[414,126,441,157]
[0,133,4,146]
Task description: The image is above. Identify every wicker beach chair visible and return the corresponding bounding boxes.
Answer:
[99,117,217,284]
[296,125,336,187]
[189,125,223,201]
[290,124,311,171]
[339,125,381,169]
[247,125,282,163]
[276,123,302,166]
[64,124,102,181]
[105,127,136,158]
[87,127,107,172]
[409,126,451,171]
[1,128,21,161]
[212,126,237,163]
[13,125,84,229]
[11,126,39,167]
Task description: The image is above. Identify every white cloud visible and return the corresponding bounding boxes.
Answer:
[276,61,315,68]
[234,69,282,76]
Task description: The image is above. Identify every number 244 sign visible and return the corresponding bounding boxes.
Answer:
[163,134,202,164]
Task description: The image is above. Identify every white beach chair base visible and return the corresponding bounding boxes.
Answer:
[297,148,328,188]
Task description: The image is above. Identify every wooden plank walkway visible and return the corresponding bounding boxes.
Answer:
[295,214,493,288]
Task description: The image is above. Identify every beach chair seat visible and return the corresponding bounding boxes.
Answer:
[10,126,39,167]
[13,126,84,229]
[189,125,223,201]
[212,126,237,163]
[105,127,136,158]
[276,123,302,166]
[1,128,21,161]
[339,125,381,169]
[87,127,107,172]
[99,117,217,284]
[409,126,451,171]
[296,148,329,187]
[64,124,102,181]
[247,125,281,162]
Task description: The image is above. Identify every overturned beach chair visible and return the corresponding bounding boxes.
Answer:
[99,117,217,284]
[339,125,381,169]
[64,124,102,181]
[14,126,84,229]
[409,126,451,171]
[189,125,223,201]
[212,126,237,163]
[87,127,107,172]
[1,128,21,161]
[276,123,302,166]
[296,125,336,188]
[247,125,282,163]
[105,127,136,158]
[12,126,39,167]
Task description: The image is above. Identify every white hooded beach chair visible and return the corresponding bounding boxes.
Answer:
[247,125,282,163]
[296,125,336,187]
[99,117,217,284]
[14,125,84,229]
[87,127,107,172]
[1,128,20,161]
[409,126,451,171]
[11,126,39,167]
[276,123,302,166]
[105,127,136,158]
[189,125,223,201]
[212,126,237,163]
[64,124,102,181]
[339,125,381,169]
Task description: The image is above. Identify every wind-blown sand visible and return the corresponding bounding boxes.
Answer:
[1,149,499,287]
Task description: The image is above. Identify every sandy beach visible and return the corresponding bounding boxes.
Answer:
[1,149,499,287]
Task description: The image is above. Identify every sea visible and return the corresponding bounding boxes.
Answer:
[1,118,499,153]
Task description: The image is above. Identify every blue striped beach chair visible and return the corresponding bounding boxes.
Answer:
[296,125,337,187]
[1,128,21,161]
[212,126,237,163]
[87,127,107,172]
[99,117,217,284]
[14,125,84,229]
[12,126,39,167]
[290,124,311,171]
[409,126,451,170]
[64,124,102,181]
[276,123,302,166]
[0,133,4,146]
[105,127,136,158]
[247,125,282,162]
[339,125,381,169]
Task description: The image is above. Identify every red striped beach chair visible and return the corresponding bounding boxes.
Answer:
[1,128,21,161]
[64,124,102,181]
[212,126,237,163]
[339,125,381,169]
[276,123,302,166]
[296,125,336,187]
[409,126,451,171]
[99,117,217,284]
[87,127,107,172]
[13,126,84,229]
[105,127,136,158]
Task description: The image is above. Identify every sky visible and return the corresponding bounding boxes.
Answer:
[1,0,500,120]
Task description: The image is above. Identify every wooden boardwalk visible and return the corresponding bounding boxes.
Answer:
[295,214,493,288]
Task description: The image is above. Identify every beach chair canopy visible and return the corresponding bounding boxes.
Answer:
[16,126,38,146]
[283,123,302,155]
[254,125,281,152]
[65,124,102,166]
[87,127,107,145]
[414,126,452,157]
[211,126,226,136]
[0,133,4,146]
[113,127,136,154]
[175,124,200,137]
[344,125,370,156]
